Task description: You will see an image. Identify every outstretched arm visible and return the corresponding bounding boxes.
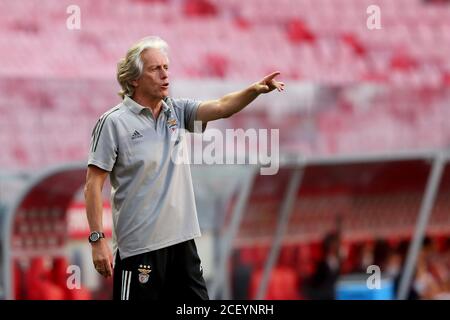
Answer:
[196,72,285,123]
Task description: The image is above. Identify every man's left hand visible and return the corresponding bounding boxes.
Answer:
[254,71,285,94]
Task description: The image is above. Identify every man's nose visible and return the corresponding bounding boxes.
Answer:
[161,69,169,79]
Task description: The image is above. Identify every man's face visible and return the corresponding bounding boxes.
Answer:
[133,48,170,100]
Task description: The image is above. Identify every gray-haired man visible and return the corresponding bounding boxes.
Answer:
[84,36,284,300]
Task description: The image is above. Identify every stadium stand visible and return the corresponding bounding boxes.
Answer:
[1,0,450,170]
[1,0,450,83]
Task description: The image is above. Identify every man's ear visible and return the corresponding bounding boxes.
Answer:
[131,79,138,87]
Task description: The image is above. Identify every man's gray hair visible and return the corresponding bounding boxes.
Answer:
[117,36,169,99]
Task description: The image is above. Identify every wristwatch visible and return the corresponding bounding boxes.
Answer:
[88,231,105,243]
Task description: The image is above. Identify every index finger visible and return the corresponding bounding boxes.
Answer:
[263,71,281,82]
[103,259,113,277]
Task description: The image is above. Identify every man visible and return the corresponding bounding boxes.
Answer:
[84,36,284,300]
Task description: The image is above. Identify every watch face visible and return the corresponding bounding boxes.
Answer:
[90,232,100,242]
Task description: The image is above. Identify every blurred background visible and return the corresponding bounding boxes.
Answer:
[1,0,450,300]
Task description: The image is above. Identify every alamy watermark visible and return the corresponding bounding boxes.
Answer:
[170,121,279,175]
[366,5,382,30]
[366,265,382,289]
[66,265,81,290]
[66,5,81,30]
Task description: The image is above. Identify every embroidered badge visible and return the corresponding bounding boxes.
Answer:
[167,116,180,143]
[138,265,152,284]
[167,118,177,127]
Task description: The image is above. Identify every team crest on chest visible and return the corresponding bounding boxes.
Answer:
[167,118,178,132]
[138,265,152,284]
[167,118,177,127]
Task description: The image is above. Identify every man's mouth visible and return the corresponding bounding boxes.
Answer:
[161,83,169,89]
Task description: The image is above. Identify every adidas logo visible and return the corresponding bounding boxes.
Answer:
[131,130,143,140]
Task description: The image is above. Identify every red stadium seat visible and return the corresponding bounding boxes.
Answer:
[183,0,218,17]
[248,266,299,300]
[67,287,92,300]
[204,53,229,78]
[286,19,316,44]
[28,281,65,300]
[390,52,418,71]
[341,33,366,57]
[50,257,69,291]
[442,72,450,87]
[25,257,52,299]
